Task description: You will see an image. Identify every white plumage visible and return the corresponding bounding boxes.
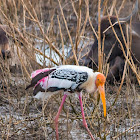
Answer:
[30,65,100,98]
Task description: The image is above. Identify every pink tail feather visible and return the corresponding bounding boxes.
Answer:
[31,68,50,78]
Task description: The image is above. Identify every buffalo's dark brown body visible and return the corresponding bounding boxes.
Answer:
[81,16,126,68]
[79,0,140,83]
[80,18,140,82]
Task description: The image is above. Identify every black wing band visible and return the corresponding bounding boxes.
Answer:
[26,68,56,90]
[51,69,88,84]
[33,84,45,96]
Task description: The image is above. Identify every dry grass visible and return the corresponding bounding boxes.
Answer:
[0,0,139,139]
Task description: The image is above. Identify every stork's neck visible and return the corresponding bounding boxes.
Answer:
[80,72,99,93]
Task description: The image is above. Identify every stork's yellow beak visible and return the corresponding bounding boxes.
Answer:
[98,85,106,117]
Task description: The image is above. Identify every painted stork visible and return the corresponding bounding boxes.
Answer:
[26,65,106,140]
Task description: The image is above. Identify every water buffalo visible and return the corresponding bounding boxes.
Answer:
[0,25,11,59]
[79,0,140,83]
[0,24,38,74]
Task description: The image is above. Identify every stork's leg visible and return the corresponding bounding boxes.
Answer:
[79,92,95,140]
[54,94,67,140]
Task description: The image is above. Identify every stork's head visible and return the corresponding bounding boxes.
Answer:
[95,73,106,117]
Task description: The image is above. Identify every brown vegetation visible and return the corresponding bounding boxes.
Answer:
[0,0,139,139]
